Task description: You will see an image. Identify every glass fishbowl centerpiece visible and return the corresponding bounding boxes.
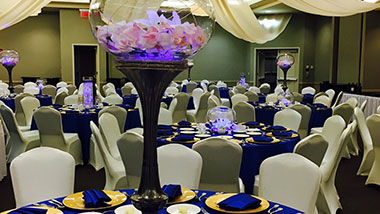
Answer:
[0,50,19,93]
[207,106,236,135]
[276,53,294,91]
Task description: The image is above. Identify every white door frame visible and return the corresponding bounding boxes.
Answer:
[71,43,100,86]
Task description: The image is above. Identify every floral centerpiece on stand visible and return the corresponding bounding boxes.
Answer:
[0,50,19,93]
[276,53,294,92]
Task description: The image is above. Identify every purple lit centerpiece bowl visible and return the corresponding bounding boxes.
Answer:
[276,53,294,91]
[207,107,236,135]
[89,1,214,213]
[0,50,19,93]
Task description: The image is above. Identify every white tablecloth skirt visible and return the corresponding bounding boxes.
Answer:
[340,92,380,118]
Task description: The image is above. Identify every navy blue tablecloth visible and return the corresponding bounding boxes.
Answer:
[302,93,314,105]
[122,94,138,107]
[258,93,266,103]
[24,189,302,214]
[0,95,53,112]
[219,87,229,99]
[161,96,195,110]
[30,105,141,163]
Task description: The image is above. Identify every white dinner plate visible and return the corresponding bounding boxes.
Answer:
[247,128,261,132]
[181,131,196,135]
[167,204,201,214]
[221,135,233,139]
[247,132,262,136]
[195,134,211,138]
[180,127,194,131]
[233,134,249,138]
[114,205,142,214]
[233,130,246,134]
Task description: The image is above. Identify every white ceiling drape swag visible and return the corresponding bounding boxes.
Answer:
[210,0,292,44]
[278,0,380,17]
[0,0,51,31]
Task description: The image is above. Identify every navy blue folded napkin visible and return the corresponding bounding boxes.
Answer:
[313,103,327,108]
[171,135,194,142]
[270,126,287,131]
[217,193,261,211]
[158,130,174,136]
[9,207,47,214]
[52,104,62,108]
[178,120,191,126]
[162,184,182,201]
[244,121,260,126]
[158,125,174,130]
[272,132,292,137]
[82,189,111,208]
[252,136,273,142]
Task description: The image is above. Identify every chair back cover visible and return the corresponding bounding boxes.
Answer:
[158,107,173,125]
[56,81,68,88]
[291,92,303,103]
[171,93,190,123]
[265,93,278,103]
[200,82,208,92]
[117,132,143,189]
[105,87,117,96]
[66,85,76,95]
[186,81,197,94]
[14,85,24,94]
[231,94,248,106]
[360,99,368,112]
[207,97,218,111]
[331,91,343,108]
[259,83,270,94]
[64,94,79,105]
[56,87,69,96]
[99,113,122,160]
[274,108,302,132]
[325,89,335,100]
[333,103,354,126]
[314,95,331,107]
[321,115,346,146]
[192,137,242,192]
[248,86,260,94]
[41,85,56,97]
[193,92,211,123]
[10,147,75,207]
[15,93,34,126]
[289,104,312,138]
[377,105,380,114]
[121,85,133,96]
[346,97,358,108]
[294,134,328,166]
[20,96,40,126]
[208,85,221,100]
[259,153,321,213]
[24,82,37,88]
[366,114,380,185]
[233,101,255,123]
[165,86,179,96]
[54,91,68,105]
[23,87,39,95]
[244,91,258,103]
[99,106,127,133]
[158,144,202,189]
[235,85,246,94]
[192,88,204,110]
[103,94,123,105]
[301,86,316,95]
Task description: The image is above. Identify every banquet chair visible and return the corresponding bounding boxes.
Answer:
[186,81,197,94]
[244,91,258,103]
[265,93,278,103]
[313,92,329,100]
[159,107,173,125]
[273,108,302,132]
[331,91,343,109]
[23,87,39,95]
[64,94,78,105]
[228,89,235,99]
[20,96,40,126]
[346,97,358,108]
[14,85,24,94]
[170,81,179,88]
[15,93,34,126]
[233,101,255,123]
[290,92,303,103]
[192,137,244,192]
[192,88,204,110]
[325,89,335,101]
[0,82,9,90]
[34,107,82,165]
[259,153,321,214]
[41,85,56,98]
[208,85,221,101]
[99,113,122,161]
[10,147,75,207]
[235,85,246,94]
[294,134,328,166]
[274,87,284,95]
[333,103,354,126]
[366,114,380,186]
[360,99,368,112]
[105,87,117,96]
[377,105,380,114]
[54,91,68,105]
[56,87,69,96]
[158,144,202,189]
[187,92,211,123]
[117,131,143,189]
[165,86,179,96]
[56,81,68,88]
[0,105,40,163]
[289,104,312,138]
[301,86,316,95]
[121,85,133,96]
[314,95,331,107]
[312,115,346,146]
[124,82,134,88]
[248,86,260,94]
[103,94,123,105]
[354,107,375,176]
[88,133,105,171]
[207,97,218,111]
[200,82,208,92]
[318,123,353,214]
[216,81,227,88]
[24,82,37,88]
[90,121,127,190]
[168,92,190,123]
[259,83,270,94]
[231,94,248,106]
[99,106,127,133]
[66,84,76,95]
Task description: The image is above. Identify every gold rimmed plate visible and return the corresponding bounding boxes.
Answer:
[166,137,200,144]
[266,132,299,139]
[173,122,197,127]
[62,190,127,211]
[205,193,270,214]
[238,122,265,128]
[168,188,196,204]
[246,137,280,144]
[1,206,63,214]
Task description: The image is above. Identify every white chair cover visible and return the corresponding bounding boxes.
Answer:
[233,101,255,123]
[169,93,190,123]
[266,93,278,103]
[64,95,78,105]
[158,107,173,125]
[23,87,39,95]
[248,86,260,94]
[294,134,328,166]
[301,86,316,95]
[56,81,68,88]
[314,95,331,107]
[166,87,179,96]
[24,82,37,88]
[20,97,40,126]
[98,106,127,133]
[289,104,312,138]
[0,120,6,181]
[103,94,123,105]
[99,113,122,160]
[186,92,211,123]
[259,83,270,94]
[366,114,380,186]
[192,88,204,110]
[273,108,302,132]
[231,94,248,106]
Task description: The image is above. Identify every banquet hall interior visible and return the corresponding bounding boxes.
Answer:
[1,0,380,214]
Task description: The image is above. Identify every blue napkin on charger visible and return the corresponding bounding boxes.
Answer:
[158,125,174,130]
[244,121,260,126]
[158,130,174,136]
[83,189,111,208]
[270,126,287,131]
[252,136,273,142]
[9,207,47,214]
[171,135,194,142]
[177,120,191,126]
[218,193,261,211]
[272,132,292,137]
[162,184,182,201]
[313,103,327,108]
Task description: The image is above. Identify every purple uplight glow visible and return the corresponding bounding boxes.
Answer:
[0,56,19,66]
[83,81,93,108]
[279,98,291,107]
[211,118,233,134]
[240,74,246,87]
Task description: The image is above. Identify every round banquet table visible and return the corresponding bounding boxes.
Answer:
[4,189,303,214]
[30,104,142,163]
[157,126,300,194]
[0,94,53,112]
[123,95,195,110]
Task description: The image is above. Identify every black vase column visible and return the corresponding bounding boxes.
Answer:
[116,60,188,214]
[4,65,14,93]
[281,66,290,92]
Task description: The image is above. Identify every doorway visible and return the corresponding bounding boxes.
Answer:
[72,45,99,87]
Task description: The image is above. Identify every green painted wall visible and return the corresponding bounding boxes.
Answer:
[0,12,60,83]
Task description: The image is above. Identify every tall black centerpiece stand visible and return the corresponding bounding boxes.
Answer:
[116,60,188,214]
[280,66,290,92]
[4,64,15,93]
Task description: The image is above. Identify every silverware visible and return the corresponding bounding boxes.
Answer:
[48,200,65,209]
[198,193,207,201]
[267,204,279,213]
[269,207,283,214]
[51,199,64,206]
[200,207,210,214]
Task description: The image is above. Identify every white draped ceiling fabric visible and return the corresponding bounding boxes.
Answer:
[0,0,51,31]
[278,0,380,16]
[211,0,292,44]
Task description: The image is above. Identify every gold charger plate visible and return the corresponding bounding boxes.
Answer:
[266,132,298,138]
[166,137,200,144]
[261,127,291,132]
[1,206,62,214]
[62,190,127,211]
[246,137,280,144]
[238,122,264,127]
[173,122,197,127]
[205,193,270,214]
[168,187,196,204]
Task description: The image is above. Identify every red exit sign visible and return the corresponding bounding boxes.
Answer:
[79,9,89,18]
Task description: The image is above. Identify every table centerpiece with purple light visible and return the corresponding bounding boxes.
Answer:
[276,53,294,92]
[83,81,94,108]
[240,73,246,87]
[0,50,19,93]
[89,0,214,213]
[207,106,236,135]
